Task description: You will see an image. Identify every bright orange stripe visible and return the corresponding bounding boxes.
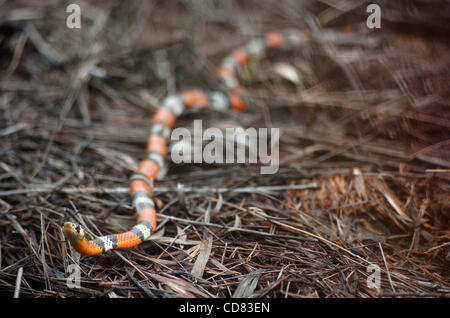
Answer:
[152,108,176,128]
[182,90,210,107]
[136,208,157,231]
[231,49,249,65]
[136,160,159,180]
[73,238,103,256]
[266,32,284,49]
[130,179,151,196]
[115,232,141,249]
[146,135,167,156]
[229,93,248,112]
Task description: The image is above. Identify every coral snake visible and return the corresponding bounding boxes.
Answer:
[63,28,358,256]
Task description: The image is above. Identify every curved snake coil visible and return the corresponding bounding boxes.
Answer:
[63,28,356,255]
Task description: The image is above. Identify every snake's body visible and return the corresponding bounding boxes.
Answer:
[63,28,361,256]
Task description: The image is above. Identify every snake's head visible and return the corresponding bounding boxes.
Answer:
[63,222,85,241]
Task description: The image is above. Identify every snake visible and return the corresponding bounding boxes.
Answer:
[63,27,360,255]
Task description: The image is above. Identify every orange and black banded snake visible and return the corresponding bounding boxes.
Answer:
[63,28,365,255]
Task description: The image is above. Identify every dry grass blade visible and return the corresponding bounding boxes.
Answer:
[232,269,264,298]
[191,237,213,278]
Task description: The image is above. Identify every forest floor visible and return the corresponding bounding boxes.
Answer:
[0,0,448,298]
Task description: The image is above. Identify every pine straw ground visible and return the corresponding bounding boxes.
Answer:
[0,0,449,298]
